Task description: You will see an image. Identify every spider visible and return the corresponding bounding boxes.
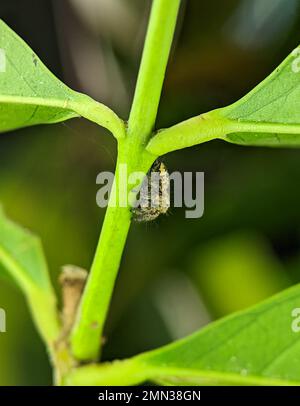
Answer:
[132,161,170,222]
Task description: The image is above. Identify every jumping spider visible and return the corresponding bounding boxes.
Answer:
[132,161,170,222]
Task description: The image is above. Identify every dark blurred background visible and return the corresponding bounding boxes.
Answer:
[0,0,300,385]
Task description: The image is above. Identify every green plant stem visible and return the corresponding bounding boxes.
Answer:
[64,359,148,386]
[146,109,300,156]
[146,111,230,155]
[27,288,60,348]
[65,361,298,387]
[128,0,181,143]
[70,158,133,361]
[71,145,155,361]
[71,0,180,361]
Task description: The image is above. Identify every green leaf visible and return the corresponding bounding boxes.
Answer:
[220,44,300,147]
[147,45,300,155]
[66,284,300,385]
[0,19,125,138]
[0,206,60,344]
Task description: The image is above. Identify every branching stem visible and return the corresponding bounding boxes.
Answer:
[71,0,180,361]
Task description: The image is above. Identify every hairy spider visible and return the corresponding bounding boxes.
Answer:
[132,161,170,222]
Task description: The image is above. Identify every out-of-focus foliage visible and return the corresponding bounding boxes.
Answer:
[0,206,59,344]
[190,232,290,317]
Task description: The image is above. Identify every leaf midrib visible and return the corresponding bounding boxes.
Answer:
[0,95,76,110]
[143,365,299,386]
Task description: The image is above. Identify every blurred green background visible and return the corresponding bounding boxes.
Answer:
[1,0,300,385]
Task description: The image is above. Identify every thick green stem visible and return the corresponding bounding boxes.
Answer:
[71,157,132,361]
[71,145,155,361]
[71,0,180,361]
[128,0,181,143]
[146,111,231,155]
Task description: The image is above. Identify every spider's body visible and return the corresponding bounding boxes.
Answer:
[132,161,170,222]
